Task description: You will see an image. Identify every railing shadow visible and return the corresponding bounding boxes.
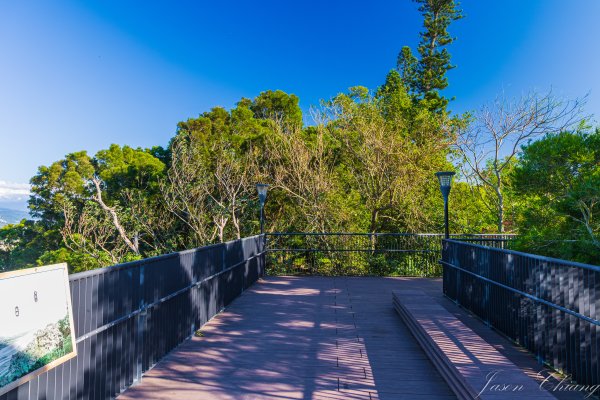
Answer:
[442,238,600,388]
[120,276,390,399]
[1,235,264,400]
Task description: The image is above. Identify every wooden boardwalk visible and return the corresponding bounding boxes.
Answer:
[119,277,456,400]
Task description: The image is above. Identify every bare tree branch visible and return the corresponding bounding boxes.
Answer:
[455,89,588,232]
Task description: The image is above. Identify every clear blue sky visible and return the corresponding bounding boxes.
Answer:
[1,1,599,209]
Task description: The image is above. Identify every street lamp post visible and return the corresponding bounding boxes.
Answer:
[256,183,269,235]
[435,171,455,239]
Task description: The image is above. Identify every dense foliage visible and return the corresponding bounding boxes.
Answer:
[2,81,479,272]
[0,0,596,271]
[512,129,600,264]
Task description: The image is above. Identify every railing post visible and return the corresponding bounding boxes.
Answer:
[455,242,461,304]
[222,243,226,271]
[190,252,197,337]
[262,233,267,277]
[134,263,146,384]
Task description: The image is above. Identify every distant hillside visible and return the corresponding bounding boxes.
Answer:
[0,208,29,227]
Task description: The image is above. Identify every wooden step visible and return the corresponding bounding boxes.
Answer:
[393,290,555,400]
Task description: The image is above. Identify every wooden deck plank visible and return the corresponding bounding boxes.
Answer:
[404,280,591,400]
[119,276,592,399]
[394,289,557,399]
[119,277,456,400]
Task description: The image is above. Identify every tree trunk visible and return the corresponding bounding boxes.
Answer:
[92,178,139,254]
[496,188,504,233]
[231,207,241,240]
[370,209,379,234]
[213,215,228,243]
[370,209,379,251]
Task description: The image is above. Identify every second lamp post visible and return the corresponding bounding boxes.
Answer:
[435,171,455,239]
[256,183,269,235]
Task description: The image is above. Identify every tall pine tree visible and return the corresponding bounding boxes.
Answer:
[398,0,463,113]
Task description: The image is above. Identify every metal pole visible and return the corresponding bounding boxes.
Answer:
[444,198,449,239]
[259,204,266,276]
[260,205,264,235]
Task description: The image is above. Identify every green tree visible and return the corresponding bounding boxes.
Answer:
[250,90,303,129]
[448,181,505,233]
[512,129,600,264]
[28,146,167,271]
[327,85,452,234]
[163,103,265,246]
[0,220,54,271]
[455,91,586,232]
[265,118,343,233]
[95,144,170,255]
[29,151,95,226]
[397,0,463,112]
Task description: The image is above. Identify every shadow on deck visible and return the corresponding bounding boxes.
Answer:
[118,277,583,400]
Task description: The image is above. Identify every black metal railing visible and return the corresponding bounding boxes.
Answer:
[1,235,265,400]
[266,233,514,276]
[441,239,600,386]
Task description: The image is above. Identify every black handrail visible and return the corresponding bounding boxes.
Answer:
[444,238,600,272]
[442,239,600,387]
[267,232,515,237]
[266,232,512,276]
[2,235,266,400]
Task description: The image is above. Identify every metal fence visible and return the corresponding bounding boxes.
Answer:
[441,239,600,386]
[266,233,514,276]
[1,235,265,400]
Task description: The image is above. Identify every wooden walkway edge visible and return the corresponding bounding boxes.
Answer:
[393,289,556,399]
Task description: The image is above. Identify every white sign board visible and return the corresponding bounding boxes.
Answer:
[0,263,76,395]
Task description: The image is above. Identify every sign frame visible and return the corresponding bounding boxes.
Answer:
[0,263,77,395]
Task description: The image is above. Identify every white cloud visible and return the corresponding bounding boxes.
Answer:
[0,180,31,200]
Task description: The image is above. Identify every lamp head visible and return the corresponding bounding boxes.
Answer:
[435,171,455,200]
[256,183,269,206]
